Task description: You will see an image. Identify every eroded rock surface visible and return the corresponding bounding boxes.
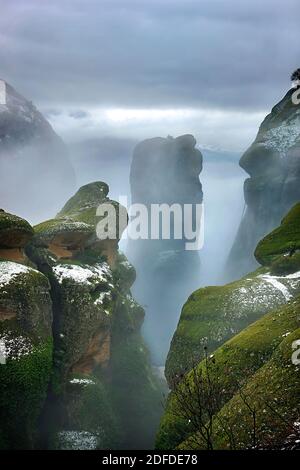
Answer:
[157,203,300,450]
[227,87,300,279]
[0,182,162,450]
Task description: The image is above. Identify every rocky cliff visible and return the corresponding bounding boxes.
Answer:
[157,203,300,449]
[227,87,300,279]
[0,182,162,450]
[0,80,75,222]
[127,135,203,365]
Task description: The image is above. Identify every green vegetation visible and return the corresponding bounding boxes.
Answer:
[255,203,300,271]
[0,338,53,449]
[52,374,120,449]
[164,265,300,382]
[0,211,34,247]
[57,181,109,218]
[157,297,300,449]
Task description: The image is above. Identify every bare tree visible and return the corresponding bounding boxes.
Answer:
[168,348,231,449]
[167,347,298,450]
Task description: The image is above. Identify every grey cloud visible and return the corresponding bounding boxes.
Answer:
[69,110,90,119]
[0,0,299,112]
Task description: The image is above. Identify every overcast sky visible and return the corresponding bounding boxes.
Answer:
[0,0,299,150]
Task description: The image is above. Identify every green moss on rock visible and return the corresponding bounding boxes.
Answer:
[157,296,300,450]
[0,260,53,449]
[165,265,300,383]
[57,182,109,218]
[51,374,120,449]
[255,203,300,269]
[0,337,53,449]
[0,210,34,248]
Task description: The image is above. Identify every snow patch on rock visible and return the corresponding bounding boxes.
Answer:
[58,430,98,450]
[259,274,293,301]
[94,291,112,306]
[69,378,95,386]
[0,261,38,287]
[53,262,112,286]
[264,112,300,158]
[0,332,33,361]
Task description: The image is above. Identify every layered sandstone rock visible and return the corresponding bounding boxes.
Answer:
[0,215,53,449]
[0,182,162,450]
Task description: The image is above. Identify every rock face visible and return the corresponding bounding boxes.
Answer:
[0,81,75,222]
[227,87,300,279]
[0,213,53,449]
[0,210,34,262]
[128,135,203,365]
[0,182,162,450]
[157,203,300,450]
[255,203,300,275]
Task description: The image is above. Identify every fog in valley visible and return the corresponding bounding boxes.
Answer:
[69,137,246,364]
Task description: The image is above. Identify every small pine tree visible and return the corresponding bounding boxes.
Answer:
[291,68,300,85]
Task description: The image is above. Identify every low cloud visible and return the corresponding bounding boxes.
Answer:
[0,0,298,149]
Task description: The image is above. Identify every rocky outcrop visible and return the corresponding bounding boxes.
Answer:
[165,203,300,382]
[0,210,34,262]
[0,182,162,450]
[128,135,203,365]
[157,203,300,449]
[255,202,300,275]
[157,298,300,450]
[0,80,75,221]
[227,87,300,279]
[0,215,53,449]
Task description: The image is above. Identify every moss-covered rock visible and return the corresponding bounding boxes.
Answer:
[24,182,164,450]
[255,203,300,274]
[0,261,52,341]
[159,204,300,450]
[227,88,300,279]
[41,251,162,450]
[33,181,126,267]
[51,374,120,450]
[207,329,300,450]
[165,266,300,383]
[50,261,114,383]
[110,277,162,449]
[0,260,53,449]
[0,211,34,248]
[0,210,34,263]
[166,205,300,383]
[157,296,300,450]
[57,181,109,219]
[0,182,163,450]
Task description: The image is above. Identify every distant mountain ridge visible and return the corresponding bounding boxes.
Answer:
[0,80,75,223]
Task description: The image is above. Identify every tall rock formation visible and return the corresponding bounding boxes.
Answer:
[0,211,53,449]
[157,203,300,450]
[0,80,75,222]
[127,135,203,365]
[227,86,300,279]
[0,182,162,450]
